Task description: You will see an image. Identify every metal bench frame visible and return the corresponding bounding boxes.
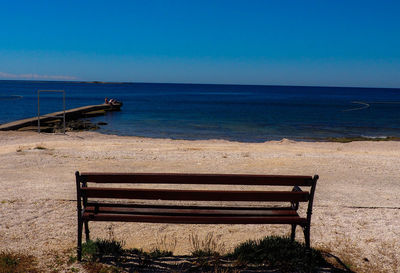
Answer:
[75,171,318,261]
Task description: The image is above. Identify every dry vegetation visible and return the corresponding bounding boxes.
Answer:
[0,251,39,273]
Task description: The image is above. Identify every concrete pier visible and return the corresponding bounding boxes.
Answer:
[0,104,121,131]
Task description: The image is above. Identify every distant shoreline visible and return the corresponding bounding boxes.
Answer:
[1,78,400,90]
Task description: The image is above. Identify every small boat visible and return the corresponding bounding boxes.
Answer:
[110,101,123,110]
[104,98,123,110]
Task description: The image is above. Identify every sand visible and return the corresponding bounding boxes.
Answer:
[0,131,399,272]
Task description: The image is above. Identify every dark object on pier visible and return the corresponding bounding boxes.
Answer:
[104,98,123,110]
[109,101,122,110]
[75,172,318,261]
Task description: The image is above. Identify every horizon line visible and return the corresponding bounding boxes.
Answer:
[0,79,399,90]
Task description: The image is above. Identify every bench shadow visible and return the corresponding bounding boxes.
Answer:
[91,251,354,273]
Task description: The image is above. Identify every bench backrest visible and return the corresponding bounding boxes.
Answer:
[78,173,315,186]
[76,172,318,203]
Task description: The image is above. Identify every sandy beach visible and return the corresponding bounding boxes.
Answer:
[0,131,399,272]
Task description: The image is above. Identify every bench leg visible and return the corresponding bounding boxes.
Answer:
[303,225,310,249]
[84,220,90,241]
[290,224,296,242]
[302,225,312,269]
[77,219,83,261]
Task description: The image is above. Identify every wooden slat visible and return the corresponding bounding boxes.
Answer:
[80,173,314,186]
[84,205,299,216]
[81,187,310,202]
[82,213,307,224]
[85,202,296,211]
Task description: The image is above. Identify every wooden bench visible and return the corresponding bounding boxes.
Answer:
[75,172,318,261]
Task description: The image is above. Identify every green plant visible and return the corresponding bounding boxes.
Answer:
[125,248,144,256]
[67,254,77,265]
[228,236,327,272]
[125,247,172,260]
[82,238,124,262]
[0,251,39,273]
[149,248,173,258]
[96,239,124,257]
[82,240,98,260]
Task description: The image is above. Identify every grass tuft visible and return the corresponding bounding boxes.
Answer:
[148,248,173,258]
[154,234,177,254]
[0,251,39,273]
[189,232,225,257]
[82,239,124,262]
[125,247,173,259]
[228,236,327,272]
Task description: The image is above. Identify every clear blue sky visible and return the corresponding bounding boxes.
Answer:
[0,0,399,87]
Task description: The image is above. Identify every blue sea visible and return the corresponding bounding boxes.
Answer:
[1,80,400,142]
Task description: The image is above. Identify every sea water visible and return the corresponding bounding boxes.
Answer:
[1,80,400,142]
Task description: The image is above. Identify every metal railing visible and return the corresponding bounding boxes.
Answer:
[37,90,66,134]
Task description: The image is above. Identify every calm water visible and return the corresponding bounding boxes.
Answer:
[1,80,400,142]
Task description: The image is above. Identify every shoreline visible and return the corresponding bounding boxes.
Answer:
[45,129,400,143]
[3,123,400,144]
[1,131,399,272]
